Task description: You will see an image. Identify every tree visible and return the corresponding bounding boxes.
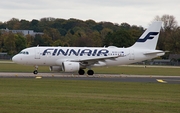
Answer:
[52,19,67,36]
[93,23,103,32]
[42,34,53,46]
[164,27,180,53]
[100,28,113,41]
[32,34,44,46]
[154,14,179,54]
[30,19,40,32]
[26,34,34,47]
[20,19,30,29]
[52,39,63,46]
[6,18,20,29]
[90,31,102,47]
[0,31,4,52]
[120,23,131,30]
[3,33,16,55]
[70,29,89,47]
[129,25,144,43]
[103,29,134,47]
[154,15,178,30]
[1,16,179,56]
[43,28,61,41]
[15,34,27,53]
[0,21,6,29]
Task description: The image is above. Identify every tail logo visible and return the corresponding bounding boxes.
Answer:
[137,32,159,42]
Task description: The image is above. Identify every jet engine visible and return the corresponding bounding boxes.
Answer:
[49,66,62,72]
[62,61,80,72]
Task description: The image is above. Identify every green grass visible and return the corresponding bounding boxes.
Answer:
[0,61,180,112]
[1,61,180,76]
[0,78,179,113]
[0,62,49,72]
[93,66,180,76]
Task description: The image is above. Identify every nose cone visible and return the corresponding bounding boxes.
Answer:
[12,55,19,63]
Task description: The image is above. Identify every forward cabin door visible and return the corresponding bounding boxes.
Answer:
[35,48,40,59]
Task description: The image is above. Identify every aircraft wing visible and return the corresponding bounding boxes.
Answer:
[71,55,120,62]
[70,55,125,66]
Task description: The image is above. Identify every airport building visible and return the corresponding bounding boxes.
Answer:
[0,52,11,59]
[1,28,43,36]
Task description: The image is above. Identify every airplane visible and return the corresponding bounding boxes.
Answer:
[12,21,165,75]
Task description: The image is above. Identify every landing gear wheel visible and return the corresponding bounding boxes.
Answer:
[87,70,94,75]
[33,65,38,74]
[78,69,85,75]
[33,70,38,74]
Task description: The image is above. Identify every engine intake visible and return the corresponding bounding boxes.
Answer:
[62,61,80,72]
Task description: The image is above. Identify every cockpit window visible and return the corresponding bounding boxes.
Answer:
[19,51,29,55]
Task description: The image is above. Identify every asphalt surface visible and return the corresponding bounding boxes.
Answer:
[0,72,180,84]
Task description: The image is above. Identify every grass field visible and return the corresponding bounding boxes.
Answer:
[0,78,180,113]
[1,61,180,76]
[0,61,180,112]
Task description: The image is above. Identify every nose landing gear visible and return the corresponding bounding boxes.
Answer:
[33,70,38,74]
[33,66,38,74]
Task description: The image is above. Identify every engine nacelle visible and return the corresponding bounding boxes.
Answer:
[62,62,80,72]
[49,66,62,72]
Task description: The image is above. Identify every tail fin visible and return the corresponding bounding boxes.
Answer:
[131,21,162,50]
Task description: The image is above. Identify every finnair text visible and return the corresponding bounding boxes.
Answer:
[42,48,109,56]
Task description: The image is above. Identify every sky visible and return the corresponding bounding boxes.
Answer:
[0,0,179,27]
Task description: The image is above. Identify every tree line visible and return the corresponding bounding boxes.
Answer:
[0,14,179,58]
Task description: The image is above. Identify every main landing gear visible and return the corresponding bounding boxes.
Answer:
[78,69,94,75]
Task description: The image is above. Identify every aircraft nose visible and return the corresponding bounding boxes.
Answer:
[12,55,19,63]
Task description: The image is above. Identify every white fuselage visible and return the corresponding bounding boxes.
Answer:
[12,46,164,67]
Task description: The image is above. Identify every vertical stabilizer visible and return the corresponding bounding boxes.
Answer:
[131,21,162,50]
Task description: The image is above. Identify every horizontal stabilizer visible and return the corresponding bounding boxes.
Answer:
[143,50,165,55]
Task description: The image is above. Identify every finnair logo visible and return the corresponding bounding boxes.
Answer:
[137,32,159,42]
[42,48,109,56]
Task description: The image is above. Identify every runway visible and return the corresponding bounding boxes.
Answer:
[0,72,180,84]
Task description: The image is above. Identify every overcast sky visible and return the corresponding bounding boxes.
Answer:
[0,0,179,27]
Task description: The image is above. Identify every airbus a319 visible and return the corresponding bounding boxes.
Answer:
[12,21,165,75]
